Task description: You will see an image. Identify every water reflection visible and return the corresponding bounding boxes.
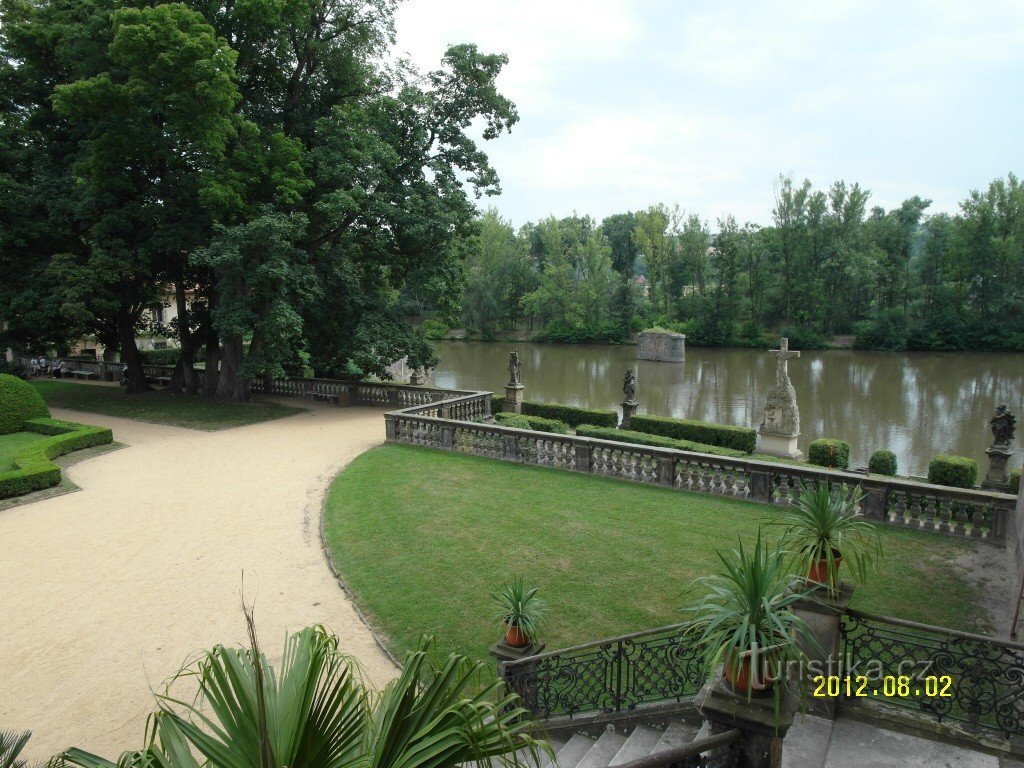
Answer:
[430,341,1024,477]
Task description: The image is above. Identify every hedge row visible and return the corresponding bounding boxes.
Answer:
[0,418,114,498]
[493,412,571,434]
[0,373,50,434]
[629,414,756,453]
[807,438,851,470]
[490,398,618,428]
[927,454,978,489]
[575,425,747,458]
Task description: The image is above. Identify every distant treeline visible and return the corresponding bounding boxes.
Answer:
[411,174,1024,351]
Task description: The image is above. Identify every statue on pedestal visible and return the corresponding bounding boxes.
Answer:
[507,349,522,387]
[990,404,1017,447]
[984,403,1017,490]
[623,369,637,403]
[757,338,803,460]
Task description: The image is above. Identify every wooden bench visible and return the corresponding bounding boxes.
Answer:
[70,369,97,380]
[310,391,340,406]
[145,375,172,387]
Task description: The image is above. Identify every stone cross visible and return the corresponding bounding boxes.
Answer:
[769,337,801,384]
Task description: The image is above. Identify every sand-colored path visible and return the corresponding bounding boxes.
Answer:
[0,403,398,761]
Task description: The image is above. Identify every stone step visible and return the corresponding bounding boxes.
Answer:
[575,730,627,768]
[551,734,599,768]
[608,725,664,766]
[538,737,568,768]
[650,720,700,754]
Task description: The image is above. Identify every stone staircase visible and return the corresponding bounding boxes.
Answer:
[506,719,713,768]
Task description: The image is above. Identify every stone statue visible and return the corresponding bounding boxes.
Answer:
[507,349,522,387]
[623,369,636,401]
[990,404,1017,447]
[757,338,803,460]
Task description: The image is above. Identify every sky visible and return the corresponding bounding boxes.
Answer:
[393,0,1024,228]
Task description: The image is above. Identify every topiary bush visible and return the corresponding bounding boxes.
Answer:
[576,424,747,458]
[140,348,181,366]
[629,414,757,453]
[868,449,898,476]
[0,417,113,498]
[0,373,50,435]
[927,454,978,489]
[807,439,851,470]
[494,412,570,434]
[1009,468,1021,494]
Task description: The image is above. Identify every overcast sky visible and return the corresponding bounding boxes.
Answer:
[393,0,1024,228]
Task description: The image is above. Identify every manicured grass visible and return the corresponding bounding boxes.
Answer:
[0,432,47,472]
[30,381,305,430]
[324,445,992,664]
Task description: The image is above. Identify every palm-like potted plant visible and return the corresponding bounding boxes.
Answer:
[684,532,820,695]
[776,482,879,595]
[492,576,546,648]
[59,617,550,768]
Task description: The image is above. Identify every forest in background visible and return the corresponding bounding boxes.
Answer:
[422,173,1024,351]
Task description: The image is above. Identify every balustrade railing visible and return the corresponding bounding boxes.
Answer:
[502,623,706,719]
[839,609,1024,742]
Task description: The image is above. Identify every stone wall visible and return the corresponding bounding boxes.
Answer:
[636,331,685,362]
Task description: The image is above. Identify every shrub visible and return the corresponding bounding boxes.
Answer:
[1009,468,1021,494]
[516,401,617,428]
[575,425,747,458]
[868,449,898,476]
[492,413,531,430]
[927,454,978,489]
[807,439,851,470]
[629,414,756,453]
[494,412,570,435]
[0,374,50,435]
[140,348,181,366]
[421,319,449,340]
[0,417,113,498]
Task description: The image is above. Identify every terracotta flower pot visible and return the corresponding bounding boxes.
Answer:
[504,623,530,648]
[806,549,843,588]
[724,650,778,692]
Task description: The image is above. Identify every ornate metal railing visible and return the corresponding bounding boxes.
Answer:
[501,623,706,719]
[839,609,1024,741]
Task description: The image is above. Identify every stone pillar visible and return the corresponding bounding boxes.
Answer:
[983,445,1013,490]
[792,582,854,718]
[575,444,592,473]
[620,399,638,430]
[748,468,773,503]
[697,674,797,768]
[384,415,397,442]
[504,383,524,414]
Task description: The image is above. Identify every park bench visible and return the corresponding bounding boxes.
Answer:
[70,369,97,380]
[310,391,340,406]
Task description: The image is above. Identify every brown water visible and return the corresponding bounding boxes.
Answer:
[429,341,1024,477]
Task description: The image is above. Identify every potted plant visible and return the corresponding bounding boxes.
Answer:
[683,532,819,695]
[776,482,879,595]
[492,576,546,648]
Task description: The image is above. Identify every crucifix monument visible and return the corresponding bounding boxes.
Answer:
[758,337,803,460]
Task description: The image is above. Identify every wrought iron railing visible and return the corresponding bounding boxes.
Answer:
[839,609,1024,741]
[501,623,706,719]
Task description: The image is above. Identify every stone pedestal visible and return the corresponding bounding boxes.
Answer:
[620,399,638,430]
[409,367,425,386]
[697,673,797,768]
[983,445,1013,490]
[791,581,854,718]
[757,431,803,461]
[504,384,524,414]
[637,330,685,362]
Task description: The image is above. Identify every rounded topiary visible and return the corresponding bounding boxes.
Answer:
[807,438,851,470]
[0,373,50,434]
[927,454,978,489]
[868,449,898,477]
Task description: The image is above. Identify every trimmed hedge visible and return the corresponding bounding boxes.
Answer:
[629,414,756,453]
[807,438,851,470]
[489,398,617,429]
[1009,468,1021,494]
[575,424,747,458]
[868,449,898,476]
[0,373,50,434]
[927,454,978,489]
[494,412,570,435]
[493,413,531,430]
[0,418,113,499]
[140,348,182,366]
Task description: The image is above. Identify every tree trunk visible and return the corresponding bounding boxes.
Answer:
[217,334,249,403]
[173,279,197,395]
[116,306,147,393]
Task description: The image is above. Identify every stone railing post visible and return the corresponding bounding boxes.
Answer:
[501,434,518,462]
[440,403,452,419]
[575,443,592,473]
[483,393,492,419]
[441,424,455,450]
[384,414,397,442]
[657,456,675,486]
[860,483,888,521]
[504,383,524,413]
[792,582,854,718]
[697,674,797,768]
[749,467,773,503]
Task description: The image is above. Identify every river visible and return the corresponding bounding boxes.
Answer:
[428,341,1024,477]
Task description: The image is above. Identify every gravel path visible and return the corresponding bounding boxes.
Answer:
[0,403,398,761]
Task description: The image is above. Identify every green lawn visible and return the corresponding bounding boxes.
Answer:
[0,431,47,471]
[31,381,306,430]
[324,444,992,664]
